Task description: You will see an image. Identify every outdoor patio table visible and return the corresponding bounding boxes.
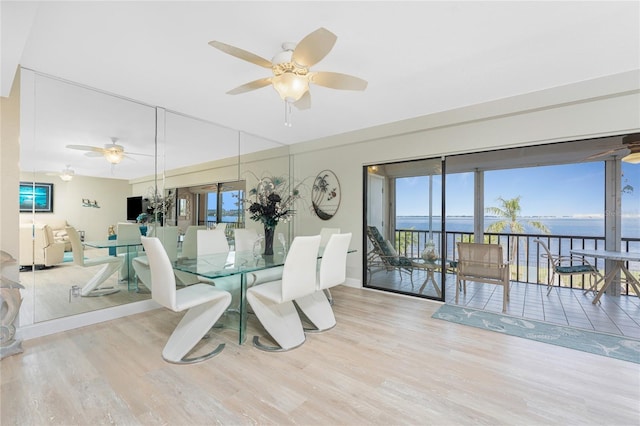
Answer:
[410,258,446,297]
[570,249,640,304]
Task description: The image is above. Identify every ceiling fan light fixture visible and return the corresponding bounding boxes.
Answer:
[272,73,309,102]
[103,144,125,164]
[622,151,640,164]
[60,166,75,181]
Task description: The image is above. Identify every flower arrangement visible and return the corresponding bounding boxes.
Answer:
[246,176,301,228]
[137,188,174,224]
[245,175,303,255]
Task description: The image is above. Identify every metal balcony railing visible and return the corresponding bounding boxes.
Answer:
[393,229,639,296]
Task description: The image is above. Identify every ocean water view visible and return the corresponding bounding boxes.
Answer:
[396,216,640,239]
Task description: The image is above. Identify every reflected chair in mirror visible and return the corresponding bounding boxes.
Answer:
[19,223,65,268]
[116,222,142,281]
[174,225,206,286]
[295,233,352,332]
[366,225,414,283]
[179,225,206,260]
[534,238,601,295]
[456,242,510,313]
[247,235,321,351]
[66,226,123,297]
[141,236,231,364]
[132,226,179,291]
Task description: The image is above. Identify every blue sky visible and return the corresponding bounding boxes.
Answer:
[396,162,640,217]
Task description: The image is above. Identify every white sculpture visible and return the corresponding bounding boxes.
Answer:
[1,250,24,359]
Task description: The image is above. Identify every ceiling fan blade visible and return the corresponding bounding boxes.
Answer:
[126,151,154,157]
[66,144,104,153]
[85,151,104,157]
[310,71,368,91]
[227,77,273,95]
[586,147,627,160]
[293,91,311,110]
[292,27,337,68]
[208,40,272,68]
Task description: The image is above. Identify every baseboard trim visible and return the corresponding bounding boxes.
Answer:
[16,299,161,341]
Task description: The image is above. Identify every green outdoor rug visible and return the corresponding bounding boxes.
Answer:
[432,304,640,364]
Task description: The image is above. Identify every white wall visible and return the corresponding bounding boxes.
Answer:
[19,173,131,241]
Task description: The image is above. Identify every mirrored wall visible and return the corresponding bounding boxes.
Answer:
[18,69,286,325]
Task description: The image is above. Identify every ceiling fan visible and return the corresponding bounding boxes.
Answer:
[45,165,75,182]
[66,137,151,165]
[587,133,640,164]
[209,27,367,125]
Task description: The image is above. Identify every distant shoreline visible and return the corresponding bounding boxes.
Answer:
[397,215,640,219]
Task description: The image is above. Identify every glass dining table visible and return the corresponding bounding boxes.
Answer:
[83,239,143,291]
[173,250,288,345]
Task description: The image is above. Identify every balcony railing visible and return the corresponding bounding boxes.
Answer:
[393,229,639,296]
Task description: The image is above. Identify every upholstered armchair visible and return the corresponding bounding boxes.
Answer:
[19,223,65,268]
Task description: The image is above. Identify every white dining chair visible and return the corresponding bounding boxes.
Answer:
[295,233,352,332]
[197,229,229,256]
[319,227,341,248]
[247,235,321,351]
[141,236,231,364]
[132,226,179,291]
[66,226,123,297]
[214,222,227,232]
[116,222,142,280]
[318,227,342,303]
[197,228,242,307]
[233,228,260,252]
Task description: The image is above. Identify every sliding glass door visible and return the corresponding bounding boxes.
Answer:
[364,158,447,302]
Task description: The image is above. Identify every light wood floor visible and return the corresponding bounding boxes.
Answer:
[2,286,639,425]
[19,248,151,324]
[369,268,640,338]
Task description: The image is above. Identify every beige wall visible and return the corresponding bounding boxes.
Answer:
[18,173,131,241]
[0,66,21,296]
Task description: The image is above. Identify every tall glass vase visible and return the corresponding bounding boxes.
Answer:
[263,226,275,255]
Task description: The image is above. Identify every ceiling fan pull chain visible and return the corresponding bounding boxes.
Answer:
[284,100,293,127]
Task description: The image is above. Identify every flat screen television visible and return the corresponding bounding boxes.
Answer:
[126,196,143,221]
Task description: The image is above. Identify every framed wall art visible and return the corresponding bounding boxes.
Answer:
[311,170,341,220]
[19,182,54,213]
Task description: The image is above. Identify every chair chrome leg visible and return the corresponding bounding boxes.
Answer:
[323,288,333,306]
[303,323,336,333]
[164,343,225,364]
[82,287,120,297]
[252,335,304,352]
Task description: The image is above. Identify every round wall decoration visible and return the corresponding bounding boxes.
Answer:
[311,169,341,220]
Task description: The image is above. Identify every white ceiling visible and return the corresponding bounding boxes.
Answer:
[3,1,639,178]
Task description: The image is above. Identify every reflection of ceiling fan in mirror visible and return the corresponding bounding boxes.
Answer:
[588,133,640,164]
[209,27,367,126]
[66,137,151,165]
[45,165,75,182]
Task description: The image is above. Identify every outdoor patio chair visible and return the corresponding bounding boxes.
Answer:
[456,242,510,312]
[533,239,601,295]
[366,225,414,283]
